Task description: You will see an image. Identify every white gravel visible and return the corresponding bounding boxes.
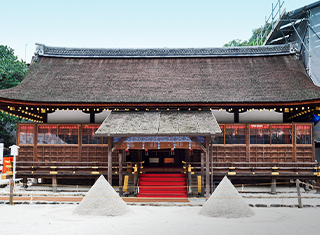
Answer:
[73,175,131,216]
[200,176,255,218]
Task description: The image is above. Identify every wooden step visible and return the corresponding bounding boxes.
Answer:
[139,181,186,186]
[140,173,185,177]
[139,177,186,182]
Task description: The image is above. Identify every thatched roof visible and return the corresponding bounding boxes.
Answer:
[95,111,221,136]
[0,43,319,104]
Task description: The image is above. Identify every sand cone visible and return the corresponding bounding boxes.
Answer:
[73,175,131,216]
[199,176,255,218]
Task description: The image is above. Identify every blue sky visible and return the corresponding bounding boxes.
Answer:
[0,0,317,62]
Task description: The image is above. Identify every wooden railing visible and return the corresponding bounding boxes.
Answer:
[183,161,320,196]
[183,161,319,176]
[14,161,141,177]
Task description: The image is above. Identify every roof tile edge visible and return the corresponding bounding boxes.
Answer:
[34,43,296,58]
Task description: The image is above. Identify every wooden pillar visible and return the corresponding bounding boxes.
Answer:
[316,177,320,193]
[108,137,113,185]
[312,123,315,161]
[119,152,123,196]
[210,139,213,194]
[90,110,95,123]
[246,124,250,162]
[205,136,210,198]
[52,175,57,192]
[78,124,82,162]
[293,123,296,161]
[185,149,191,163]
[187,164,192,194]
[33,123,38,162]
[42,113,48,123]
[23,177,27,188]
[234,110,239,123]
[271,177,276,194]
[201,152,205,197]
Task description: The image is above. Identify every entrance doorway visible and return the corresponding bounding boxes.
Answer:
[143,149,186,167]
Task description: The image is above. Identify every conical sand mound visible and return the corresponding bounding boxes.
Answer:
[199,176,255,218]
[73,175,131,216]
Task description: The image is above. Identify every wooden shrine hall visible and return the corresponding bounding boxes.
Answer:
[0,43,320,196]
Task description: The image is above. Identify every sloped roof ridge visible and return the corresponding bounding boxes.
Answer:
[35,43,295,58]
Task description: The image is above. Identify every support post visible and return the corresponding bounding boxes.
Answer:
[296,179,303,208]
[90,110,95,123]
[210,139,213,194]
[42,113,48,123]
[234,110,239,123]
[187,164,192,194]
[205,136,210,199]
[108,137,113,185]
[200,152,205,197]
[23,177,27,188]
[9,177,14,205]
[185,149,191,163]
[133,163,139,195]
[293,123,296,161]
[119,152,123,196]
[271,177,277,194]
[317,177,320,193]
[52,175,57,192]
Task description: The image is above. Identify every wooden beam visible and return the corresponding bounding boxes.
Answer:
[2,98,320,108]
[190,137,206,152]
[108,137,113,185]
[111,137,127,152]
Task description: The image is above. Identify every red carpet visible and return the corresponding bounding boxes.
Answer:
[137,173,187,198]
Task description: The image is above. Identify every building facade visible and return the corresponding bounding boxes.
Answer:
[0,43,319,197]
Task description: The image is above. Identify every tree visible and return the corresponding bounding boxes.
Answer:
[224,23,273,47]
[223,39,251,47]
[0,45,27,147]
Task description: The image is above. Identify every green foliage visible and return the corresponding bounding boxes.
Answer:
[223,39,251,47]
[0,45,27,147]
[0,45,27,89]
[0,113,21,147]
[224,23,273,47]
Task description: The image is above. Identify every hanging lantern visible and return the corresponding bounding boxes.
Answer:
[170,148,175,156]
[145,149,148,156]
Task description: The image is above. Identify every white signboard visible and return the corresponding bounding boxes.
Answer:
[9,145,19,156]
[9,145,20,184]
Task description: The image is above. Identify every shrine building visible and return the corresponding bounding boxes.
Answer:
[0,43,319,197]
